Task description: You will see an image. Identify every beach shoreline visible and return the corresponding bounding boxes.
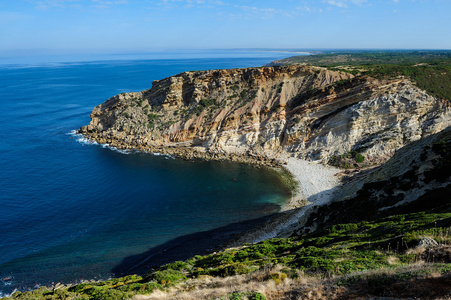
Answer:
[78,131,343,245]
[225,153,343,246]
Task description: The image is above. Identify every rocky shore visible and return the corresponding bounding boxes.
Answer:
[78,64,451,239]
[79,65,450,165]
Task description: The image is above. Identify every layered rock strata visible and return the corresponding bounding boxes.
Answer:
[79,65,451,166]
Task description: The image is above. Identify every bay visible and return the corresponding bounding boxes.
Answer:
[0,50,298,295]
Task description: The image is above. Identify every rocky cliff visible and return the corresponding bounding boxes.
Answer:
[288,125,451,237]
[79,65,451,166]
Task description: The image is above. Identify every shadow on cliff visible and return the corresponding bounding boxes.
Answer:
[111,210,295,277]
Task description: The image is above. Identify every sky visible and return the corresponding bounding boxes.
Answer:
[0,0,450,55]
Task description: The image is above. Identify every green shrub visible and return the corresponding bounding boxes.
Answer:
[199,98,217,107]
[86,287,128,300]
[249,292,266,300]
[151,269,186,285]
[119,282,162,293]
[164,260,189,271]
[355,154,365,163]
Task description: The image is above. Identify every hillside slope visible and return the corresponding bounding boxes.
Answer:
[79,65,451,168]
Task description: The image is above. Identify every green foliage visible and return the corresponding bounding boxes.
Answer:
[164,260,189,271]
[7,207,451,299]
[144,209,451,281]
[150,269,187,285]
[328,151,366,168]
[199,98,217,107]
[278,50,451,67]
[278,50,451,100]
[148,113,158,121]
[249,292,266,300]
[135,97,144,107]
[364,64,451,100]
[84,287,128,300]
[355,153,365,163]
[118,282,155,292]
[146,113,159,128]
[190,98,218,117]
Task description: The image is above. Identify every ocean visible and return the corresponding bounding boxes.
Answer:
[0,50,297,295]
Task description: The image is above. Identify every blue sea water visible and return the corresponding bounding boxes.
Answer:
[0,50,297,295]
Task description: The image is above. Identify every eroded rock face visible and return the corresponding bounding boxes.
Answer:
[289,126,451,236]
[79,65,451,165]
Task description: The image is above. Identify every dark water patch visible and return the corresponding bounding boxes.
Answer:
[112,212,280,276]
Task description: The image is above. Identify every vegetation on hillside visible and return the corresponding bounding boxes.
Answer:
[5,207,450,299]
[274,51,451,101]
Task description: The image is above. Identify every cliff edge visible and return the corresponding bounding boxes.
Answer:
[79,65,451,168]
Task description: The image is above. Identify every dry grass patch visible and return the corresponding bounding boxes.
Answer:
[132,265,324,300]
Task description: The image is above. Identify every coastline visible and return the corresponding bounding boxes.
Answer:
[280,155,341,210]
[227,153,342,246]
[77,131,342,210]
[77,131,343,244]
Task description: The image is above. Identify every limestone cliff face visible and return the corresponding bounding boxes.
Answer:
[79,65,451,165]
[290,126,451,236]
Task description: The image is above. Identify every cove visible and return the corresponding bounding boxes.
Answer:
[0,50,294,295]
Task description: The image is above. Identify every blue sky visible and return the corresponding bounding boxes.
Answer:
[1,0,450,54]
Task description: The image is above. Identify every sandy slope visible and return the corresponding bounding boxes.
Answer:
[229,154,342,244]
[282,156,341,209]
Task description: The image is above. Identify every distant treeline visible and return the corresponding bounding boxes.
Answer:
[277,51,451,101]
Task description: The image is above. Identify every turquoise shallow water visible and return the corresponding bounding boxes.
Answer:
[0,51,296,295]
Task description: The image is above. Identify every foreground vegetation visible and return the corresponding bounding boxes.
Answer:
[5,205,450,299]
[275,50,451,101]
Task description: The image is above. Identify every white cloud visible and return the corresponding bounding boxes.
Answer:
[324,0,369,8]
[327,0,347,8]
[92,0,129,5]
[235,5,297,19]
[351,0,368,5]
[297,5,312,13]
[28,0,81,10]
[156,0,225,9]
[90,0,129,9]
[296,5,324,14]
